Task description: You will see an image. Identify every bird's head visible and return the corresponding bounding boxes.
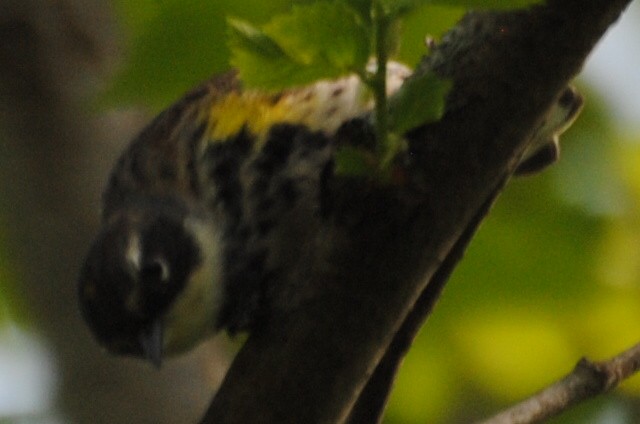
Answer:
[78,197,222,367]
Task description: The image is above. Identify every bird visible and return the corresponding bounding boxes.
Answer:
[78,62,583,367]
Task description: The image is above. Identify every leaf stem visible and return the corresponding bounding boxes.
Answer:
[371,1,389,165]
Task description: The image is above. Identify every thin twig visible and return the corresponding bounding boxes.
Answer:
[478,342,640,424]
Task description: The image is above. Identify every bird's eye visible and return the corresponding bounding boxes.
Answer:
[140,257,170,285]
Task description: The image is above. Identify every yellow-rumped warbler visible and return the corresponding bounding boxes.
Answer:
[78,62,583,366]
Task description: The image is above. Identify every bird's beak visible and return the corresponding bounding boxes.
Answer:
[140,320,164,368]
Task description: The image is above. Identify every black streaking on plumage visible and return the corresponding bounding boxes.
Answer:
[78,63,583,365]
[78,66,386,362]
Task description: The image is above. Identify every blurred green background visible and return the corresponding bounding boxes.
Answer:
[1,1,640,423]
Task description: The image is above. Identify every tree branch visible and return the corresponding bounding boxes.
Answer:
[201,1,632,423]
[346,175,510,424]
[348,2,633,422]
[478,342,640,424]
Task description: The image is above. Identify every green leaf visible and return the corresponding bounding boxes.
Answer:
[228,18,343,90]
[262,2,370,72]
[227,18,288,60]
[229,2,371,90]
[230,49,338,90]
[334,146,375,177]
[106,0,316,107]
[388,72,452,134]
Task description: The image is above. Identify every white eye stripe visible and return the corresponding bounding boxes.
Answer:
[126,233,142,271]
[125,233,171,282]
[124,233,143,313]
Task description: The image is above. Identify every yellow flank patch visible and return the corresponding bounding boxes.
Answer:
[207,91,309,143]
[202,63,412,146]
